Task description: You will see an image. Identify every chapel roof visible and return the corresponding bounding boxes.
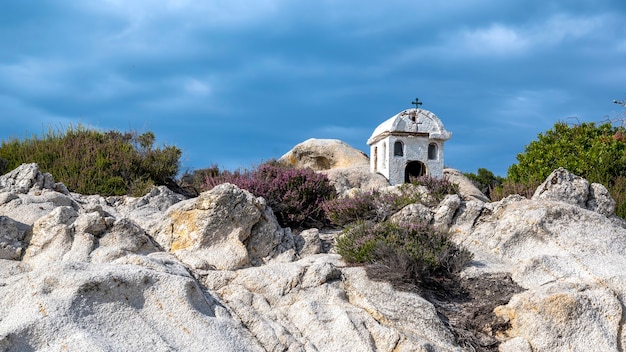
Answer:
[367,108,452,145]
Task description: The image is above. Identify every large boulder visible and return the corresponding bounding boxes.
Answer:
[0,164,76,226]
[0,258,263,352]
[201,254,461,352]
[151,183,295,270]
[532,167,616,217]
[322,165,390,194]
[279,138,369,170]
[449,169,626,351]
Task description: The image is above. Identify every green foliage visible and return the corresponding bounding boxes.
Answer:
[464,168,505,199]
[505,121,626,218]
[508,122,626,185]
[0,157,7,175]
[490,179,541,201]
[336,220,473,285]
[0,125,181,196]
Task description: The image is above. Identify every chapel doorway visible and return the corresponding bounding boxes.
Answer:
[404,161,426,183]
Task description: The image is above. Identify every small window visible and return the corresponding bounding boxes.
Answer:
[428,143,437,160]
[394,141,403,156]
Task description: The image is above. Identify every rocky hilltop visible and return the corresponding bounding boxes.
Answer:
[1,143,626,351]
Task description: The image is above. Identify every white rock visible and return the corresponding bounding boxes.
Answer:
[443,168,490,202]
[0,261,263,352]
[0,216,28,260]
[279,138,370,170]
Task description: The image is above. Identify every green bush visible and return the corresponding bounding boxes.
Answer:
[0,125,181,196]
[489,179,541,201]
[508,122,626,185]
[0,157,7,175]
[464,168,505,199]
[336,220,473,286]
[505,121,626,217]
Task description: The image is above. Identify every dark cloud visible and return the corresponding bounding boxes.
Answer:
[0,1,625,176]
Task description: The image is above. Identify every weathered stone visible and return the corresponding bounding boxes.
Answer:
[443,168,490,202]
[495,282,622,352]
[152,183,294,270]
[152,183,263,270]
[247,206,294,265]
[0,216,28,260]
[449,200,485,236]
[586,182,616,217]
[390,202,433,225]
[120,185,187,230]
[22,206,78,268]
[207,255,461,352]
[0,261,263,352]
[532,167,590,207]
[294,228,322,256]
[433,194,461,230]
[452,190,626,350]
[322,165,390,194]
[279,138,369,170]
[3,162,626,351]
[0,163,55,194]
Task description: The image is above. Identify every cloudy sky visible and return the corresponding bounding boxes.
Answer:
[1,1,625,176]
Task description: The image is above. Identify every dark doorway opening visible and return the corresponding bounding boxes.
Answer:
[405,161,426,182]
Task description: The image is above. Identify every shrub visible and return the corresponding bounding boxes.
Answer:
[408,175,459,203]
[323,176,459,227]
[505,120,626,217]
[202,162,336,229]
[0,157,7,175]
[0,125,181,196]
[508,122,626,186]
[490,179,541,201]
[322,191,380,226]
[336,220,473,285]
[463,168,505,199]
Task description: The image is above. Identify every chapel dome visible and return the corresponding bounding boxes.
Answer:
[367,108,452,145]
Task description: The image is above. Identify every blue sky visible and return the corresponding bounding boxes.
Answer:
[1,1,625,176]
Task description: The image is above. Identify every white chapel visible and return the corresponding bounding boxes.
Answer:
[367,107,452,185]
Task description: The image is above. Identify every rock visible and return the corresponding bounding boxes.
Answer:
[0,163,55,194]
[22,206,79,268]
[495,282,622,352]
[390,202,433,225]
[586,182,616,217]
[279,138,369,170]
[0,216,28,260]
[433,194,461,231]
[247,206,296,265]
[443,168,490,202]
[532,168,617,217]
[532,167,590,207]
[119,185,187,230]
[322,165,390,194]
[452,188,626,350]
[4,161,626,351]
[294,228,322,256]
[202,255,461,352]
[449,200,485,236]
[0,260,263,352]
[152,183,294,270]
